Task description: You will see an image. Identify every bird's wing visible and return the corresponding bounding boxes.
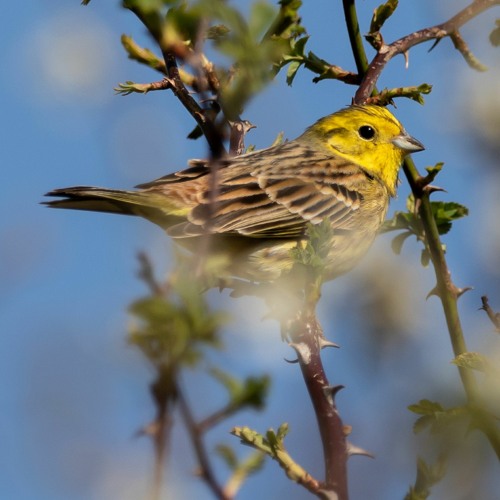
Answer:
[164,141,365,239]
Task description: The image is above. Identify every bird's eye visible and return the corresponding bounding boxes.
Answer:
[358,125,375,140]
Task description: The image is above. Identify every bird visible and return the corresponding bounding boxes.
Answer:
[44,105,424,283]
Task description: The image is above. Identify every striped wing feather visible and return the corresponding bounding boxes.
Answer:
[153,141,364,239]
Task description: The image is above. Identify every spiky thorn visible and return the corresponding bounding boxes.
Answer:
[403,50,409,69]
[323,385,345,406]
[426,283,471,301]
[317,489,342,500]
[346,442,375,459]
[414,165,445,194]
[426,285,441,300]
[423,185,446,195]
[456,286,473,298]
[318,338,340,350]
[288,342,312,365]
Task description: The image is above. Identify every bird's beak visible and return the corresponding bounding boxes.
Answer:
[392,132,425,153]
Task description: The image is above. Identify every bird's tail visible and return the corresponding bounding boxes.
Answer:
[43,186,183,228]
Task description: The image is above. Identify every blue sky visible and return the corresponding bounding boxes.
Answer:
[1,1,499,499]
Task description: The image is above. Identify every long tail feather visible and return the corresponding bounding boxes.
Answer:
[44,187,149,215]
[43,186,181,229]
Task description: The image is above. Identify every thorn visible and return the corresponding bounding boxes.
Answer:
[403,50,409,69]
[323,385,345,404]
[428,37,443,53]
[317,489,340,500]
[347,442,375,458]
[424,184,446,195]
[288,342,311,364]
[343,424,352,436]
[457,286,473,298]
[284,356,299,364]
[426,285,440,300]
[318,338,340,350]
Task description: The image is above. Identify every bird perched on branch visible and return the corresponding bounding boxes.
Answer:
[45,105,423,282]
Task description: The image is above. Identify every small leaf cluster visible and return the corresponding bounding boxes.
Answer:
[382,190,468,266]
[128,273,226,371]
[290,218,334,271]
[210,367,270,412]
[408,399,469,435]
[120,0,306,122]
[231,423,319,490]
[404,455,447,500]
[366,0,399,49]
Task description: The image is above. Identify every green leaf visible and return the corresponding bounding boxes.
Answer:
[248,1,279,40]
[431,201,469,235]
[210,367,270,410]
[369,0,399,34]
[206,24,231,40]
[128,258,228,371]
[216,445,238,469]
[381,211,418,234]
[405,455,447,500]
[408,400,468,435]
[408,399,444,416]
[286,60,302,85]
[391,231,413,254]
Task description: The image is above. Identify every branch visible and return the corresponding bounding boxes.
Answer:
[354,0,499,103]
[343,0,500,461]
[177,385,230,500]
[288,316,349,499]
[403,159,500,460]
[285,223,351,498]
[124,3,226,158]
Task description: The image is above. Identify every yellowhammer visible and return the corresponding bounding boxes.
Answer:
[45,105,423,281]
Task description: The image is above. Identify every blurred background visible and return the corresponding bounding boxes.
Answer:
[1,1,499,499]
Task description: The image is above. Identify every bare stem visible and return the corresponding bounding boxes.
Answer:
[177,385,230,500]
[147,370,176,500]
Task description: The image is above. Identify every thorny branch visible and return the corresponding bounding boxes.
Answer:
[344,0,500,460]
[354,0,500,103]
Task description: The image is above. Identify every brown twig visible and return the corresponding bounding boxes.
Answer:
[137,252,168,296]
[177,384,230,500]
[480,296,500,332]
[125,4,226,158]
[354,0,499,103]
[228,119,255,156]
[145,369,176,500]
